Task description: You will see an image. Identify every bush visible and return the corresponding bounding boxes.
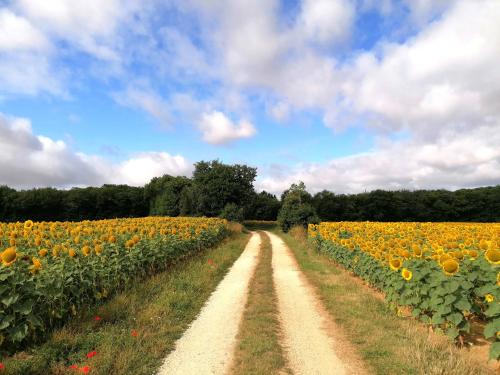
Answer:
[219,203,244,223]
[277,182,319,232]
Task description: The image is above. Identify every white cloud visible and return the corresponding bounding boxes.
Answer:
[0,114,191,189]
[115,152,193,186]
[12,0,141,60]
[198,111,257,145]
[113,86,172,127]
[298,0,355,44]
[257,124,500,195]
[0,8,49,51]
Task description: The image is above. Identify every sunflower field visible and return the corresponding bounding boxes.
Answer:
[309,221,500,359]
[0,217,228,350]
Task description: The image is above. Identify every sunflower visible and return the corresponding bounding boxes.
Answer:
[24,220,34,230]
[81,245,91,256]
[29,257,42,274]
[401,268,412,281]
[38,248,48,257]
[1,247,17,266]
[68,248,76,258]
[468,249,479,260]
[389,258,402,271]
[485,249,500,265]
[485,294,495,303]
[442,258,460,276]
[497,272,500,287]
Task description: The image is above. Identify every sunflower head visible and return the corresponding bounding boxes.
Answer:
[485,294,495,303]
[485,249,500,265]
[401,268,412,281]
[389,258,402,271]
[1,247,17,266]
[29,257,42,274]
[38,248,48,257]
[81,245,91,256]
[24,220,34,230]
[442,258,460,276]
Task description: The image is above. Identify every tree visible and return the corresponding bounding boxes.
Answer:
[219,203,244,222]
[277,182,319,232]
[145,175,191,216]
[192,160,257,217]
[244,191,281,220]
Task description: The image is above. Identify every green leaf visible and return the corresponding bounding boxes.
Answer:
[447,312,464,326]
[446,327,460,340]
[26,314,43,328]
[0,285,9,295]
[454,298,472,311]
[485,303,500,318]
[0,314,14,330]
[8,323,28,342]
[446,281,460,294]
[484,319,500,339]
[13,300,33,315]
[431,313,444,325]
[1,294,19,307]
[490,342,500,360]
[444,294,456,305]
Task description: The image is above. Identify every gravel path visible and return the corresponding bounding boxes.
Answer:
[157,232,261,375]
[267,231,349,375]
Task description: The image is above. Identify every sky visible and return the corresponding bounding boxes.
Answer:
[1,0,499,195]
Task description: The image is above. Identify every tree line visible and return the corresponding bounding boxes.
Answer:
[0,160,498,224]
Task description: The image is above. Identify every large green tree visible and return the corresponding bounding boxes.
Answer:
[278,182,319,232]
[192,160,257,217]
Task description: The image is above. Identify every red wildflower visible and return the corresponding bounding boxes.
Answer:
[69,364,78,370]
[86,351,97,359]
[131,330,138,337]
[207,259,214,266]
[79,366,91,374]
[94,316,101,321]
[0,363,5,371]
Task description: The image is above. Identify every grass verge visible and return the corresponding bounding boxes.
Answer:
[1,232,250,375]
[231,232,290,375]
[274,228,495,375]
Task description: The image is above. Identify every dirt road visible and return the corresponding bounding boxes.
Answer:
[157,232,261,375]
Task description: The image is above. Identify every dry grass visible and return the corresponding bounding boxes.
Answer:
[276,229,496,375]
[231,232,291,375]
[228,221,245,233]
[1,233,250,375]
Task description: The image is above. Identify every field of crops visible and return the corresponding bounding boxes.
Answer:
[0,217,228,350]
[309,221,500,359]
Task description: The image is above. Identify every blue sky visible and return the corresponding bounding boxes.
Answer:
[1,0,499,194]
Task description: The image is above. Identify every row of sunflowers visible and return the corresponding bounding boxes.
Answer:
[0,217,228,351]
[309,221,500,360]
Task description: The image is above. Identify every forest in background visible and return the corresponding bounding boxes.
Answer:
[0,160,498,223]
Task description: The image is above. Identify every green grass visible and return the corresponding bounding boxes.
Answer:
[274,228,495,375]
[1,232,250,375]
[232,232,291,375]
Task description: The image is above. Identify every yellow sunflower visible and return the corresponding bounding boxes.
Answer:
[485,249,500,265]
[389,258,402,271]
[1,247,17,266]
[442,258,460,276]
[401,268,412,281]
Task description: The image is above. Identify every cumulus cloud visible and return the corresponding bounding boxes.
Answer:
[198,111,257,145]
[339,0,500,138]
[0,114,192,189]
[0,8,49,51]
[298,0,355,44]
[257,124,500,195]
